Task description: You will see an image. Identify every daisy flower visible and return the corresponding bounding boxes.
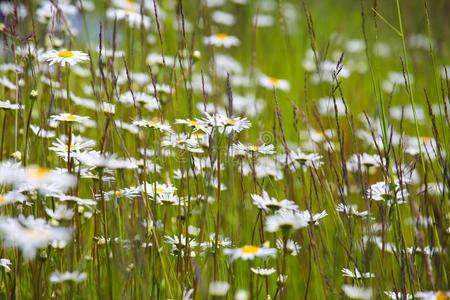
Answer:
[133,120,172,132]
[50,271,87,283]
[0,215,72,260]
[0,100,23,111]
[276,239,301,256]
[0,258,11,272]
[342,268,375,279]
[203,33,240,48]
[259,75,290,91]
[265,209,309,232]
[251,190,298,212]
[232,142,275,156]
[50,113,90,124]
[250,267,276,276]
[342,285,372,299]
[224,245,277,261]
[77,151,138,170]
[41,50,89,66]
[209,281,230,297]
[366,181,409,203]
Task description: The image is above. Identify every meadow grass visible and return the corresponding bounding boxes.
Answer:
[0,0,448,299]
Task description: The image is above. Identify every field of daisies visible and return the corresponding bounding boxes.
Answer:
[0,0,449,299]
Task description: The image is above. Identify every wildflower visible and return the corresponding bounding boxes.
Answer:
[50,113,90,124]
[342,285,372,299]
[251,190,298,212]
[336,203,369,218]
[384,291,413,299]
[203,33,240,48]
[224,245,277,261]
[367,181,409,203]
[45,204,75,221]
[232,142,275,156]
[201,113,251,134]
[41,50,89,66]
[342,268,375,279]
[276,239,301,256]
[133,120,172,132]
[0,258,11,272]
[209,281,230,297]
[77,151,138,170]
[259,75,290,91]
[235,289,249,300]
[200,233,232,250]
[49,271,87,283]
[415,290,450,300]
[0,100,23,110]
[250,267,276,276]
[30,125,56,139]
[265,209,309,232]
[212,11,235,26]
[49,135,96,160]
[0,215,72,260]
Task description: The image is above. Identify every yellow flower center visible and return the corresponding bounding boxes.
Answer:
[269,77,279,85]
[115,191,123,197]
[0,195,4,204]
[240,245,259,254]
[215,33,228,41]
[156,187,164,194]
[436,291,449,300]
[64,114,78,122]
[422,136,432,144]
[248,145,258,152]
[188,120,200,127]
[28,166,49,179]
[58,51,74,58]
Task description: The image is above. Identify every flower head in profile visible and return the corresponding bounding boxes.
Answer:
[203,33,240,48]
[251,190,298,212]
[41,50,89,66]
[259,75,290,91]
[50,113,90,124]
[224,245,277,261]
[50,271,87,283]
[0,215,72,260]
[133,119,172,132]
[342,285,373,299]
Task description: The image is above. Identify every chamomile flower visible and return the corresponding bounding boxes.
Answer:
[209,281,230,296]
[0,258,11,272]
[203,33,240,48]
[0,100,23,110]
[265,209,309,232]
[336,203,369,218]
[415,291,450,299]
[49,135,96,160]
[77,151,138,170]
[30,125,56,139]
[0,215,72,260]
[232,142,275,156]
[342,285,373,299]
[50,113,90,124]
[251,190,298,212]
[367,181,409,203]
[259,75,290,91]
[224,245,277,261]
[133,120,172,132]
[50,271,87,283]
[384,291,413,299]
[250,267,276,276]
[276,239,301,256]
[41,50,89,66]
[342,268,375,279]
[201,113,251,134]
